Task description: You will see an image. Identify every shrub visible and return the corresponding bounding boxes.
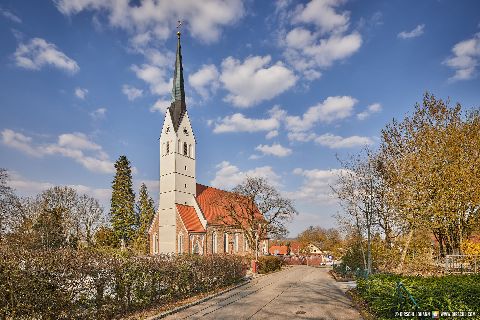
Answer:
[0,246,245,319]
[356,273,480,319]
[257,255,283,274]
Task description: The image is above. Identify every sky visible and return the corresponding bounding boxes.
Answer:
[1,0,480,237]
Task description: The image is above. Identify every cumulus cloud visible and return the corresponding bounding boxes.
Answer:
[212,113,280,133]
[14,38,79,73]
[255,143,292,157]
[398,24,425,39]
[189,64,220,100]
[75,87,88,99]
[0,7,22,23]
[210,161,281,189]
[131,64,171,96]
[285,95,358,132]
[122,85,143,101]
[287,168,347,205]
[357,103,382,120]
[443,33,480,81]
[150,99,170,113]
[1,129,114,174]
[220,55,297,107]
[288,130,373,148]
[53,0,244,43]
[280,0,362,80]
[265,130,279,139]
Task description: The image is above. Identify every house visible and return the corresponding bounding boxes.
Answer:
[269,245,289,256]
[148,31,268,256]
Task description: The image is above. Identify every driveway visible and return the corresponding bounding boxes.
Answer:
[164,265,362,320]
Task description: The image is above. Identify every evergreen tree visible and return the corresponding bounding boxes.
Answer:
[134,183,155,254]
[110,155,136,246]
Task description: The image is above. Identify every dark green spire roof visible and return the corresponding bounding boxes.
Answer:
[168,31,186,131]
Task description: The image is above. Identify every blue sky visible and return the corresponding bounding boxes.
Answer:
[1,0,479,236]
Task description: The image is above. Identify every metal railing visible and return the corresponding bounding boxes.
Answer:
[445,255,478,274]
[396,281,419,311]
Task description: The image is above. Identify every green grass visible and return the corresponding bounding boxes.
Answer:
[356,274,480,319]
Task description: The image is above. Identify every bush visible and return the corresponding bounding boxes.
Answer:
[356,273,480,319]
[0,246,245,319]
[257,256,283,274]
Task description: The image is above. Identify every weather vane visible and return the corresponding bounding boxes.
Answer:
[177,20,183,36]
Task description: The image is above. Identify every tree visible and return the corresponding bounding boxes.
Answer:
[110,155,136,247]
[381,93,480,260]
[133,183,155,254]
[213,177,297,261]
[297,226,343,257]
[77,194,103,246]
[0,169,22,241]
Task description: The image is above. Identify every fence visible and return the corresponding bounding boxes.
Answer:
[445,255,478,273]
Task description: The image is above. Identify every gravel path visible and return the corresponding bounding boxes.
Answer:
[164,265,362,320]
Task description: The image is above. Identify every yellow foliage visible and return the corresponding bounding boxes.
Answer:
[462,240,480,255]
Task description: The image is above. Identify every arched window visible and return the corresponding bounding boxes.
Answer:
[178,233,183,254]
[166,141,170,154]
[234,233,239,253]
[154,233,158,254]
[178,139,180,153]
[224,233,228,253]
[183,142,188,156]
[212,232,217,254]
[244,234,249,252]
[189,144,192,157]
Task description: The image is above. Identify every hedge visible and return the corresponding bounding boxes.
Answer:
[0,247,245,319]
[356,273,480,319]
[257,256,283,274]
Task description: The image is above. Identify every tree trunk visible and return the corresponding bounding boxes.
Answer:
[397,228,413,272]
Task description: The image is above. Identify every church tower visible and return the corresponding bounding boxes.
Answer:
[157,30,196,254]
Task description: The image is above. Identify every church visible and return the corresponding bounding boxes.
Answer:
[148,31,269,256]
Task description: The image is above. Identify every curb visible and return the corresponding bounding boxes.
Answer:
[147,278,251,319]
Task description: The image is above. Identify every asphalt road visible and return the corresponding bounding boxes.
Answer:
[164,265,362,320]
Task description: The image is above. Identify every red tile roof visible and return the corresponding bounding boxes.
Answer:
[269,245,289,255]
[176,204,205,233]
[196,183,263,227]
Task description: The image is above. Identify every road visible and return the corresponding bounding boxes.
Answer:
[164,265,362,320]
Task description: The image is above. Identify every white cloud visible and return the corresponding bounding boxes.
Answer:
[286,95,358,132]
[220,55,297,107]
[255,143,292,157]
[1,129,114,174]
[122,85,143,101]
[54,0,245,43]
[443,33,480,81]
[1,129,40,157]
[131,64,171,96]
[90,108,107,119]
[14,38,79,73]
[213,113,280,133]
[75,87,88,99]
[398,24,425,39]
[287,130,373,148]
[288,168,346,205]
[292,0,350,35]
[189,64,220,100]
[7,171,111,203]
[150,99,170,113]
[314,133,373,148]
[357,102,382,120]
[0,7,22,23]
[280,0,362,79]
[210,161,281,189]
[266,130,279,139]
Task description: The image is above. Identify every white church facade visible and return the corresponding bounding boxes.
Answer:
[148,31,269,256]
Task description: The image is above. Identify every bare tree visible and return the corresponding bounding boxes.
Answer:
[213,177,297,260]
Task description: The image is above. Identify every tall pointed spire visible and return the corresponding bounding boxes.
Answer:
[169,27,187,131]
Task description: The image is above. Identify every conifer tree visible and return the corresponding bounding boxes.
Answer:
[134,183,156,254]
[110,155,136,246]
